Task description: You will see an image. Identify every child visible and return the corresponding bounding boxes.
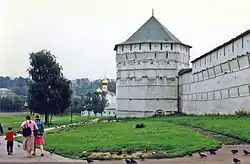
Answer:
[5,127,17,155]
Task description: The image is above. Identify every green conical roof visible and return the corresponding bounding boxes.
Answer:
[114,16,191,50]
[124,16,181,44]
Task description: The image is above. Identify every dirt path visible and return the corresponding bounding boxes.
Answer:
[90,145,250,164]
[183,125,248,145]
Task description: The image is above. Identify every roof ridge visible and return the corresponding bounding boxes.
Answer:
[156,17,181,42]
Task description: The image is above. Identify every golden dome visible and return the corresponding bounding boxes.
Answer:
[96,87,102,93]
[102,79,108,85]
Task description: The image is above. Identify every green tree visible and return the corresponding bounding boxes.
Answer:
[83,91,93,116]
[27,49,72,124]
[91,92,100,116]
[0,95,25,112]
[81,90,108,116]
[98,92,108,116]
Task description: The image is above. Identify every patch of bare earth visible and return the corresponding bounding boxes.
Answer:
[90,145,250,164]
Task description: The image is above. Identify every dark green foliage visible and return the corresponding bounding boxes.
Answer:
[82,91,108,116]
[0,76,29,96]
[135,123,145,128]
[27,49,72,124]
[0,76,116,97]
[0,95,25,112]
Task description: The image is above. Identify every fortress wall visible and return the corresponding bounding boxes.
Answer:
[180,52,250,114]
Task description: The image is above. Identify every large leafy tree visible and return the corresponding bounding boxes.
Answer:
[27,49,72,124]
[83,91,108,116]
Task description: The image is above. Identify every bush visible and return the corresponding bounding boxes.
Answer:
[235,110,250,117]
[135,123,145,128]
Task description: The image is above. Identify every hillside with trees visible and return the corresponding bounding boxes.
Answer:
[0,76,116,113]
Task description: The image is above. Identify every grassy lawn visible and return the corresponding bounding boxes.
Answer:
[160,115,250,142]
[43,119,220,159]
[14,115,250,160]
[0,114,96,133]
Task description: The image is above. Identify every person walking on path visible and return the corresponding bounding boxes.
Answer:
[0,122,3,135]
[20,115,38,158]
[33,115,45,157]
[5,127,16,155]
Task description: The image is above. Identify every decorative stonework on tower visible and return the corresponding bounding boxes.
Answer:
[114,11,192,117]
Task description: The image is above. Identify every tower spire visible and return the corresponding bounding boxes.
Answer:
[152,8,154,16]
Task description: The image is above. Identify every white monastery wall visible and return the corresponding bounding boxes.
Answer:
[180,32,250,114]
[192,33,250,73]
[116,43,190,117]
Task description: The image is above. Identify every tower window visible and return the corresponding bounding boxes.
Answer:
[154,53,157,58]
[160,43,163,50]
[149,43,152,50]
[130,45,132,51]
[166,52,168,58]
[242,38,244,48]
[139,43,141,50]
[122,45,124,51]
[170,44,173,50]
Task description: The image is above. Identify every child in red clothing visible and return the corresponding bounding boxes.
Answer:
[5,127,16,155]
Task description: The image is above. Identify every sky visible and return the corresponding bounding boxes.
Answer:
[0,0,250,80]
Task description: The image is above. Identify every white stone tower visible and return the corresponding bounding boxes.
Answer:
[114,11,192,117]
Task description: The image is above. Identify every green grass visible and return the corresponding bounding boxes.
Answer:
[43,120,220,159]
[159,115,250,143]
[15,115,250,160]
[0,114,96,132]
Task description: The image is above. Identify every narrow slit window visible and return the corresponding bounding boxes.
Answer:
[149,43,152,50]
[160,43,163,50]
[154,53,157,58]
[242,38,244,48]
[170,44,173,50]
[122,45,124,51]
[130,45,132,51]
[232,43,234,52]
[166,52,168,58]
[139,43,141,50]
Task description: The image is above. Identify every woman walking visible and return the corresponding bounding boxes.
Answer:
[20,115,38,158]
[33,115,45,157]
[0,122,3,135]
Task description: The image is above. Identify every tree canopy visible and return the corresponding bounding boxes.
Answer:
[27,49,72,123]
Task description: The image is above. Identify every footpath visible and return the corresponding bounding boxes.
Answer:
[0,118,99,162]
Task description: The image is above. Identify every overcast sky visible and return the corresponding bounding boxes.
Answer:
[1,0,250,80]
